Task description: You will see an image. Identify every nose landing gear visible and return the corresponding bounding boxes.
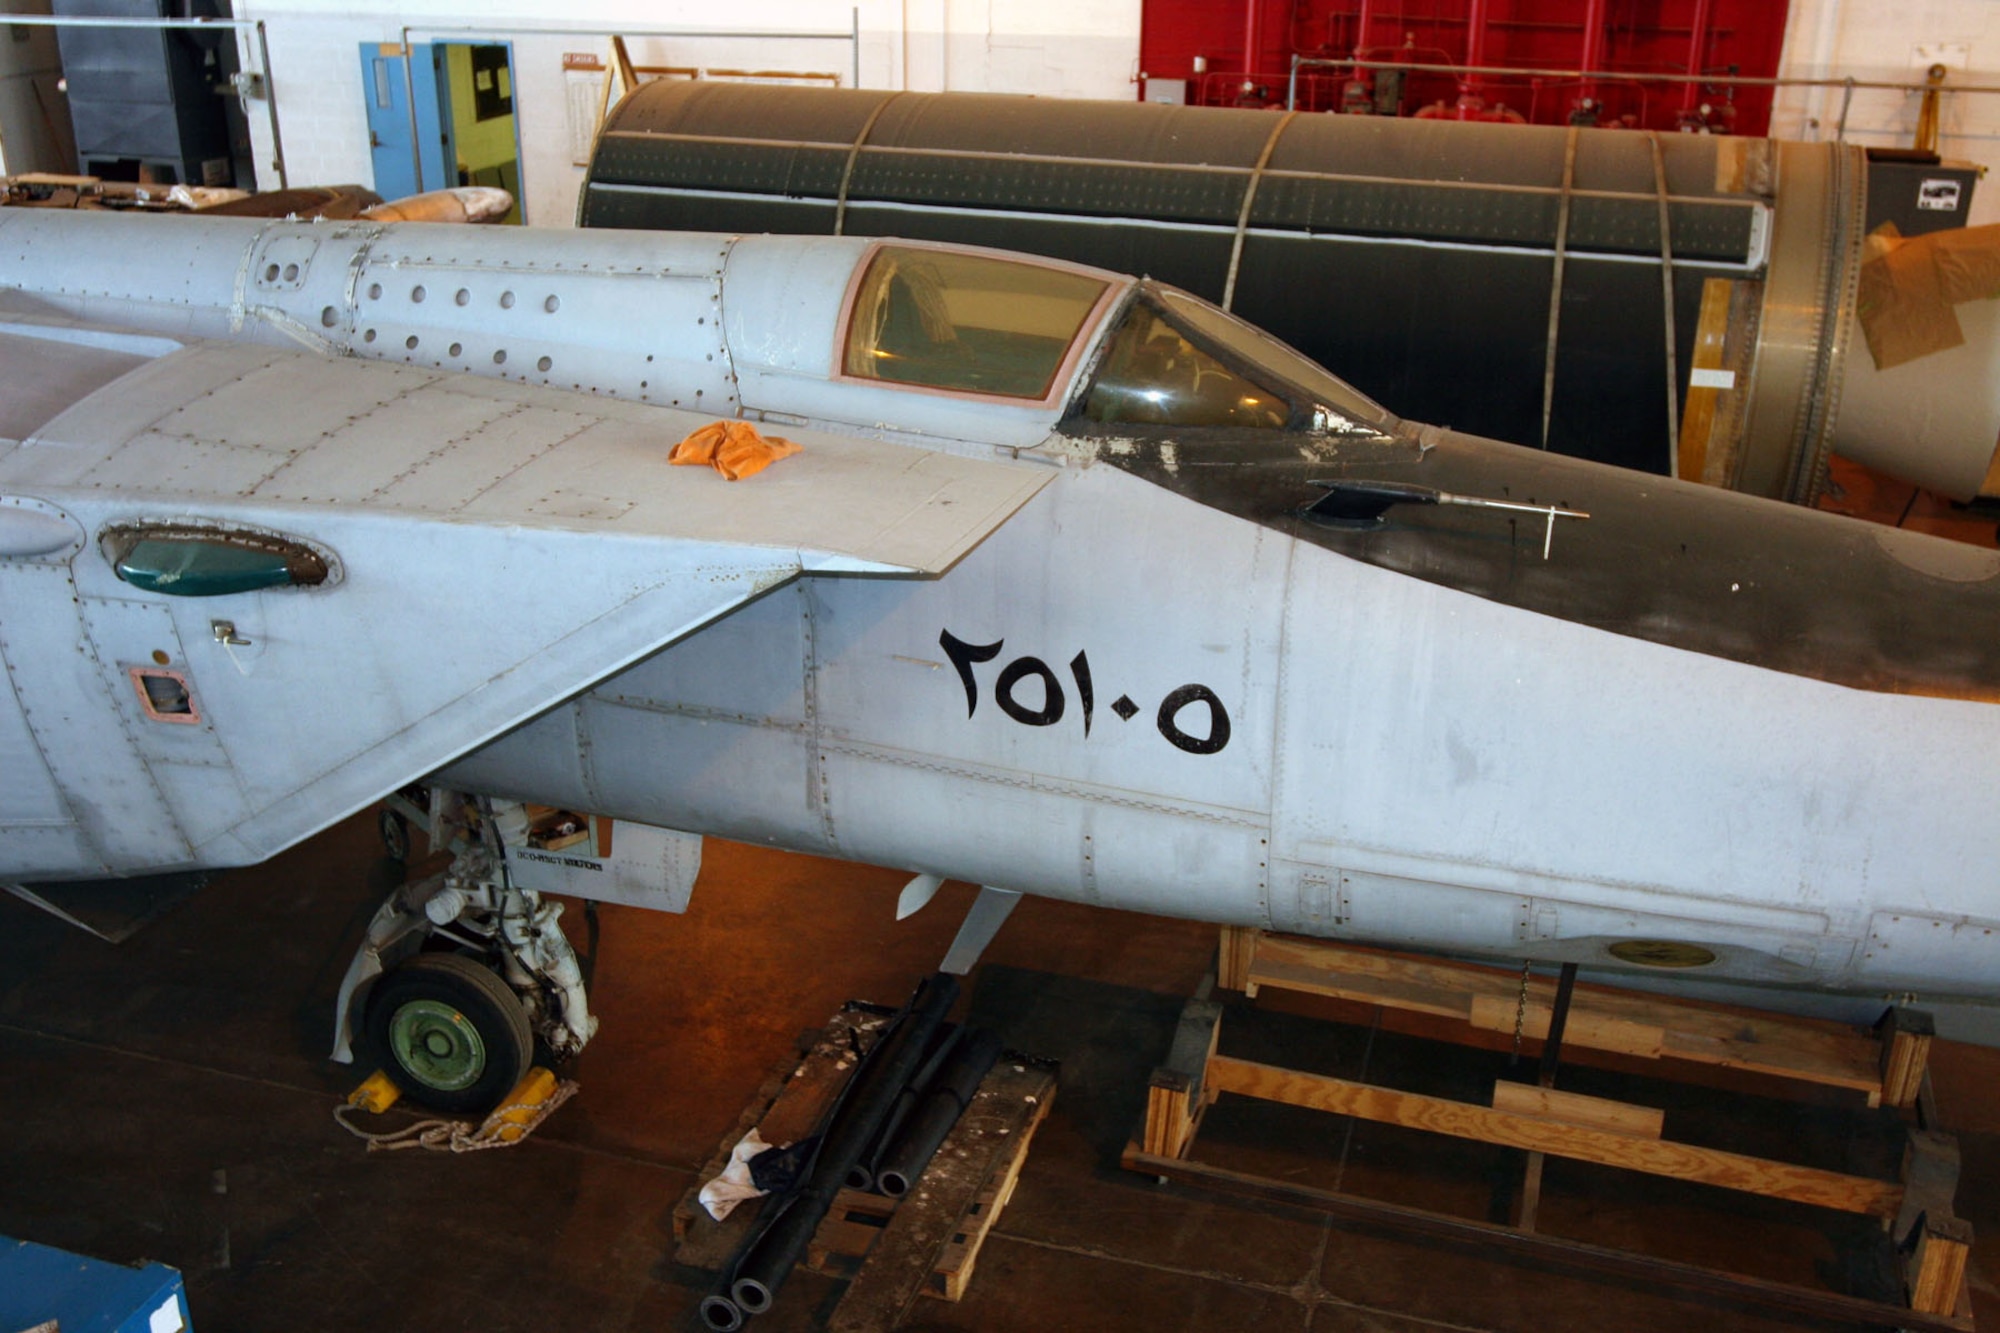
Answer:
[331,793,598,1113]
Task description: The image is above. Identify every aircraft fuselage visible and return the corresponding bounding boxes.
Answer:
[2,211,1996,1027]
[444,453,2000,1007]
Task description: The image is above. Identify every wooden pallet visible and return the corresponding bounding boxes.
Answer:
[823,1060,1055,1332]
[809,1062,1052,1300]
[1132,930,1973,1330]
[672,1005,1057,1330]
[672,1003,894,1267]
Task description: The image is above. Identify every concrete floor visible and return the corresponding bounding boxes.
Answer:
[3,811,1997,1332]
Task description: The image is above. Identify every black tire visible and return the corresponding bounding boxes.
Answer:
[363,953,532,1113]
[378,808,410,862]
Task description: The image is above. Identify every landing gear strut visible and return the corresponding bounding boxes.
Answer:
[332,794,597,1110]
[377,807,410,863]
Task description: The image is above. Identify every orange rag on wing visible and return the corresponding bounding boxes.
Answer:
[669,420,802,480]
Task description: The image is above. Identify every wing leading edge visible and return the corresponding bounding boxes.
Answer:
[0,333,1052,881]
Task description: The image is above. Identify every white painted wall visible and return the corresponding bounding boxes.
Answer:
[228,0,1139,226]
[1773,0,2000,226]
[0,0,76,175]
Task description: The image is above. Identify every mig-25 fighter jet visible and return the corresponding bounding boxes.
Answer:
[1,210,1996,1109]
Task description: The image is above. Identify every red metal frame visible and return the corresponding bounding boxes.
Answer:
[1139,0,1789,136]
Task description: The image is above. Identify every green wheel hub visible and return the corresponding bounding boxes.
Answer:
[388,998,488,1092]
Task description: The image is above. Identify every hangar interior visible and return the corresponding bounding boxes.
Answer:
[11,817,2000,1332]
[5,3,2000,1332]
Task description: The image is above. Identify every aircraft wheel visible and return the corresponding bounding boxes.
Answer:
[378,808,410,863]
[364,953,531,1113]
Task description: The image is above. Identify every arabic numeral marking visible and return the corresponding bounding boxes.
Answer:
[1069,650,1094,738]
[939,629,1002,718]
[939,629,1230,755]
[996,657,1063,727]
[1157,683,1231,755]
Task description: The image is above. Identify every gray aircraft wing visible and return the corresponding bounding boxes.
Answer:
[0,323,1051,880]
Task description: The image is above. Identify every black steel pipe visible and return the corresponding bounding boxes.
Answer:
[697,1294,744,1332]
[1537,961,1581,1087]
[876,1028,1004,1198]
[848,1021,964,1192]
[726,972,960,1314]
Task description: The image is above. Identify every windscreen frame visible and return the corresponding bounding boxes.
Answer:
[1062,281,1401,439]
[832,240,1129,410]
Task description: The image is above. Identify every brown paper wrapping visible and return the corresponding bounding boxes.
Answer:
[1857,222,2000,370]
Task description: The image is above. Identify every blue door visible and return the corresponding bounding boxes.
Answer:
[359,42,451,201]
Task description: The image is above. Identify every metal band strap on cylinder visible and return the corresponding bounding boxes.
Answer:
[1730,141,1832,500]
[1222,110,1301,312]
[1783,143,1867,504]
[1650,133,1682,478]
[833,92,903,237]
[1539,124,1580,451]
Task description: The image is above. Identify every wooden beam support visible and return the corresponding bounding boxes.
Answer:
[1468,993,1667,1057]
[609,35,639,97]
[1895,1131,1974,1320]
[1895,1129,1966,1252]
[1123,1148,1973,1333]
[1217,925,1259,994]
[1205,1054,1904,1218]
[1879,1008,1936,1110]
[1490,1082,1665,1139]
[1243,934,1885,1098]
[1143,1077,1193,1160]
[1143,997,1222,1159]
[1908,1215,1974,1318]
[1677,276,1738,484]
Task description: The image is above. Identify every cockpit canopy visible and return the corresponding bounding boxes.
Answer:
[842,245,1116,403]
[1079,285,1396,438]
[837,243,1395,439]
